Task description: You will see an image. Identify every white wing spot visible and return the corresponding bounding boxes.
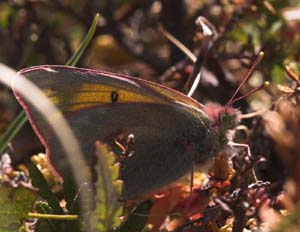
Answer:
[44,68,58,73]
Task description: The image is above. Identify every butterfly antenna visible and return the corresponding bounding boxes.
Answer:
[225,51,265,111]
[230,81,270,105]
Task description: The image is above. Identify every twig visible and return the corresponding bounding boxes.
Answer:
[232,201,247,232]
[160,26,196,62]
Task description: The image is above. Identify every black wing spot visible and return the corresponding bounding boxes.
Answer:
[111,91,119,103]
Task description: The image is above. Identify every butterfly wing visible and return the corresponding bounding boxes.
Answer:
[14,65,210,199]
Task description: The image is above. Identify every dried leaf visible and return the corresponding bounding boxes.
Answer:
[147,185,182,231]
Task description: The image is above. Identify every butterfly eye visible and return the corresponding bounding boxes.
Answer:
[219,112,228,123]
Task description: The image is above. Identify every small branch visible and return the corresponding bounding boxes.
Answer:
[159,26,196,62]
[232,202,247,232]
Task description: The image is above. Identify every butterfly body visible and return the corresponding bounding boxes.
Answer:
[13,65,238,199]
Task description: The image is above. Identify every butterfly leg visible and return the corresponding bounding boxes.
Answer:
[115,133,135,168]
[227,141,258,182]
[183,161,195,214]
[189,161,194,197]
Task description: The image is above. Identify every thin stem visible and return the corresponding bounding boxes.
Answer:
[28,212,78,220]
[160,26,196,63]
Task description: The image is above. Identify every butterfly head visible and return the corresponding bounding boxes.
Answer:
[203,103,239,132]
[201,52,266,130]
[192,103,239,163]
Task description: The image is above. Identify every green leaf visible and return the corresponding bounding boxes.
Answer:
[118,201,151,232]
[0,182,37,231]
[0,13,99,157]
[29,164,64,215]
[91,142,123,231]
[65,13,99,66]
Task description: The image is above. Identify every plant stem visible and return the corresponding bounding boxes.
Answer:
[28,212,78,220]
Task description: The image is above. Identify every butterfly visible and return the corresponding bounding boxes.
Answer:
[13,65,239,199]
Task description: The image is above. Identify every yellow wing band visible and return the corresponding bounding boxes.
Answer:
[44,83,164,112]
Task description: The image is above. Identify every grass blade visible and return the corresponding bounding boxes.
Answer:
[0,110,27,154]
[66,13,99,66]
